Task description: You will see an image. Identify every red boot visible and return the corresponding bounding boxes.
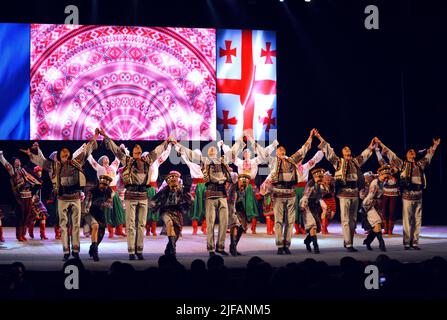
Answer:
[115,224,127,237]
[55,226,62,240]
[265,217,272,235]
[145,223,151,236]
[321,218,329,235]
[251,218,257,234]
[294,223,300,235]
[28,225,35,239]
[18,227,27,242]
[151,221,157,236]
[201,219,207,235]
[269,219,275,235]
[107,225,114,238]
[192,220,198,235]
[21,226,27,241]
[40,222,48,240]
[0,226,4,242]
[299,225,307,235]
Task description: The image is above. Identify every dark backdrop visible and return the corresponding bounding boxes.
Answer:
[0,0,445,224]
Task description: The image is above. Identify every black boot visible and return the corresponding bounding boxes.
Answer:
[216,249,229,256]
[164,240,173,255]
[363,231,376,251]
[90,242,99,261]
[230,227,243,256]
[376,232,386,252]
[63,253,70,261]
[229,233,237,256]
[71,252,80,259]
[304,234,312,252]
[165,236,177,256]
[136,253,144,260]
[311,236,320,254]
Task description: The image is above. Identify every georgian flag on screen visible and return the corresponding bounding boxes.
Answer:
[216,29,277,141]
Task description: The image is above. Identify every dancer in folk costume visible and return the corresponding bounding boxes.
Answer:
[175,137,245,256]
[374,146,400,235]
[42,150,62,240]
[258,129,314,254]
[359,171,377,201]
[29,166,49,240]
[293,150,324,235]
[314,130,376,252]
[144,144,172,237]
[361,165,392,252]
[251,137,280,235]
[83,175,114,261]
[181,149,207,235]
[359,171,377,235]
[300,168,327,254]
[149,171,192,256]
[22,134,98,260]
[222,135,278,234]
[99,128,173,260]
[260,174,275,235]
[377,137,441,249]
[227,173,254,256]
[0,150,41,242]
[87,153,126,238]
[320,171,336,234]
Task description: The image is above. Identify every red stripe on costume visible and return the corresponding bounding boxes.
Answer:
[294,182,307,188]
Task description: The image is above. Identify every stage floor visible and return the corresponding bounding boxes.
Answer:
[1,224,447,271]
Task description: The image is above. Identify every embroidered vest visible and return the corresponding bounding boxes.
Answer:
[121,157,151,186]
[202,157,231,184]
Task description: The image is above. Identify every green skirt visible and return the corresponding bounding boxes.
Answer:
[190,183,206,221]
[105,192,126,226]
[146,186,159,222]
[295,186,305,224]
[245,184,259,220]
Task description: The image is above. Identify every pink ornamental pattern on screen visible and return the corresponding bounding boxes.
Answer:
[30,24,216,140]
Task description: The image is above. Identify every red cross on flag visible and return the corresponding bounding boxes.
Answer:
[216,29,277,141]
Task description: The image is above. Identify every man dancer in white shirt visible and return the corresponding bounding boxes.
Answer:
[174,137,244,256]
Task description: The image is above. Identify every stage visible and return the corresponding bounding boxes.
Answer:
[1,223,446,271]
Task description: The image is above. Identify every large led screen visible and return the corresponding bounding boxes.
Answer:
[216,29,276,141]
[0,24,276,141]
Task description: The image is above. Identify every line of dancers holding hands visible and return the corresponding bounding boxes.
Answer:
[0,127,440,261]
